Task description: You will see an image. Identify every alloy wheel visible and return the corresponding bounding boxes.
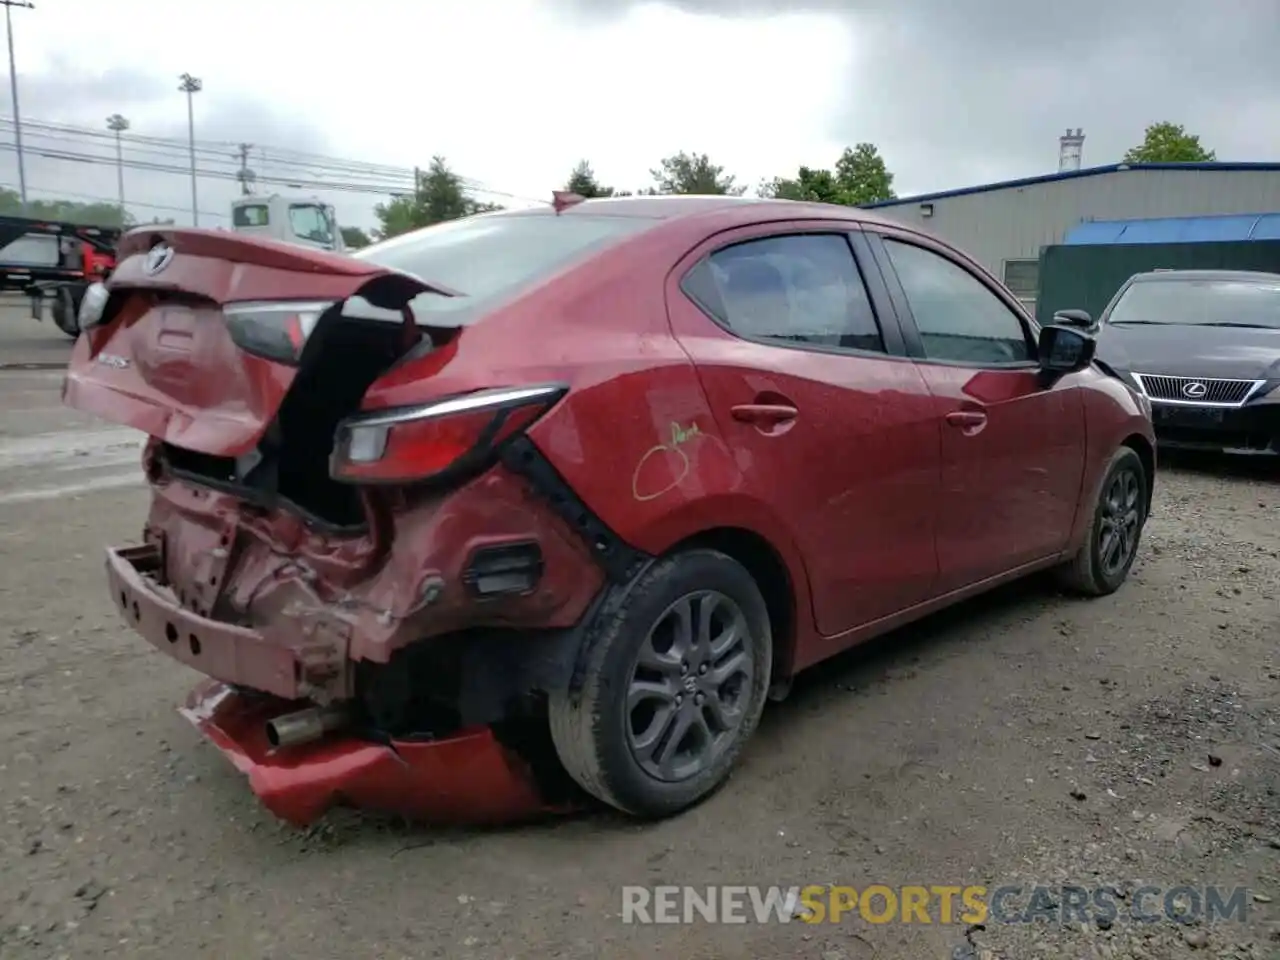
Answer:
[624,590,755,783]
[1098,466,1142,578]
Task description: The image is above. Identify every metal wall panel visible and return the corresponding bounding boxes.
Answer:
[869,169,1280,309]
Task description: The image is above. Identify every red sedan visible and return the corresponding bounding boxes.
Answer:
[64,195,1155,825]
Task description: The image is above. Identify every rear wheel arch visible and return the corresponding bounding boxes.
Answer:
[667,526,798,685]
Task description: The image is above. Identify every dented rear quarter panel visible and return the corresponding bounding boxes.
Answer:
[359,215,792,557]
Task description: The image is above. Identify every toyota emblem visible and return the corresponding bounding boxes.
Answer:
[143,243,175,276]
[1181,381,1208,399]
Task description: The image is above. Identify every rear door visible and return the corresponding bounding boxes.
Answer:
[667,221,940,643]
[863,228,1086,592]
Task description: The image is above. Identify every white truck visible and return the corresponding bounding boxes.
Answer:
[229,194,346,253]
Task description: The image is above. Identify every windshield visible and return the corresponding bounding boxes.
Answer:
[352,212,655,322]
[288,204,335,247]
[1106,277,1280,328]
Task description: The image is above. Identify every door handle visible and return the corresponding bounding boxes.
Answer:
[945,410,987,429]
[730,403,798,425]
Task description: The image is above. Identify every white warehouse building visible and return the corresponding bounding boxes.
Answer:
[863,158,1280,314]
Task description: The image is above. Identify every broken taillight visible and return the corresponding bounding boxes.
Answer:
[330,384,567,485]
[223,300,336,365]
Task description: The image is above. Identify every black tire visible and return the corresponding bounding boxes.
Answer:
[52,286,82,338]
[1054,446,1149,596]
[548,549,772,818]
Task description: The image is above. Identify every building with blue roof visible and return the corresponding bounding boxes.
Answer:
[863,161,1280,313]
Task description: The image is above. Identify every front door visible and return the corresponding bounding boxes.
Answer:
[666,223,941,642]
[866,230,1086,593]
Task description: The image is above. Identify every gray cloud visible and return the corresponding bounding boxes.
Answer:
[3,3,1278,226]
[545,0,1280,194]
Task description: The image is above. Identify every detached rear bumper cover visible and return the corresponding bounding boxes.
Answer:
[181,680,570,826]
[110,544,578,826]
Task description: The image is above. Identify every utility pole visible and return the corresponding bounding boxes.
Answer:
[2,0,33,210]
[234,142,253,195]
[178,72,202,226]
[106,113,129,212]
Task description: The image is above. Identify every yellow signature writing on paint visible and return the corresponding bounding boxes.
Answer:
[631,421,702,502]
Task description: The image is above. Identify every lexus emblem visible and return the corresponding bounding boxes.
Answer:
[143,243,175,276]
[1181,381,1208,399]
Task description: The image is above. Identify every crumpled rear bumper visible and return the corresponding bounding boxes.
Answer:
[180,679,575,827]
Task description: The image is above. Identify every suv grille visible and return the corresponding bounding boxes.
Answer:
[1133,374,1263,407]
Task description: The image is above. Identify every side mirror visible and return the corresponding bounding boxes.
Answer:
[1052,308,1094,330]
[1038,323,1096,376]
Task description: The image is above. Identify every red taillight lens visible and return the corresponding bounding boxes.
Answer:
[223,300,336,365]
[330,384,567,485]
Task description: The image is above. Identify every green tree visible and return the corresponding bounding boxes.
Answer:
[1123,122,1216,163]
[0,187,133,228]
[758,166,844,203]
[565,160,614,198]
[373,156,503,239]
[760,143,896,207]
[833,143,896,205]
[650,151,745,195]
[341,225,372,249]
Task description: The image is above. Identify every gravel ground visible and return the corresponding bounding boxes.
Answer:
[0,350,1277,959]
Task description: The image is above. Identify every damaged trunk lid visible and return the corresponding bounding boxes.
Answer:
[64,228,451,457]
[63,228,454,527]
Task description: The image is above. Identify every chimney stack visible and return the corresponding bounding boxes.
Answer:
[1059,128,1085,172]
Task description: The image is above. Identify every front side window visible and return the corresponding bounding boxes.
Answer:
[883,238,1032,364]
[683,233,885,353]
[1106,277,1280,329]
[288,204,334,246]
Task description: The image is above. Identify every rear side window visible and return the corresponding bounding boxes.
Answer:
[355,213,655,323]
[682,233,885,353]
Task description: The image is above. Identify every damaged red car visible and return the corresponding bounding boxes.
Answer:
[63,195,1156,826]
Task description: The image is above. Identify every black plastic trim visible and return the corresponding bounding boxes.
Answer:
[499,435,651,584]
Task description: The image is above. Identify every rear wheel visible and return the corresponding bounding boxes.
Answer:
[1055,446,1148,596]
[549,549,772,818]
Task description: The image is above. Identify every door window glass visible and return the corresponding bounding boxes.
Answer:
[884,239,1032,364]
[684,233,885,353]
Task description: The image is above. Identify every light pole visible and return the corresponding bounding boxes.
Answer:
[106,113,128,212]
[178,72,202,226]
[2,0,33,210]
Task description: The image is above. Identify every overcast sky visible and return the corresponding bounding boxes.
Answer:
[1,0,1277,231]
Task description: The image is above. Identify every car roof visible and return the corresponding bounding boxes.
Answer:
[1129,269,1280,283]
[493,194,904,229]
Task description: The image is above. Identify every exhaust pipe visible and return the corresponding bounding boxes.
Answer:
[265,704,350,748]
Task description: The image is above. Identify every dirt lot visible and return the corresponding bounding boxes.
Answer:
[0,314,1277,959]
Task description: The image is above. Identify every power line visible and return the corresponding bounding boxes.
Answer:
[0,140,413,195]
[0,181,227,219]
[0,122,410,189]
[0,114,546,204]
